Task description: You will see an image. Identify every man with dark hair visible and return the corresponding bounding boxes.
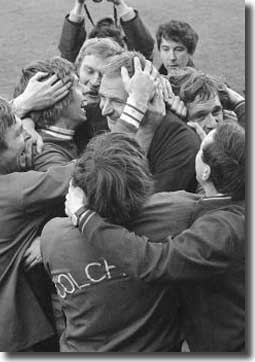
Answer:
[66,122,245,352]
[71,133,154,226]
[156,20,199,75]
[58,0,154,63]
[0,98,75,351]
[98,50,200,192]
[13,56,88,170]
[169,67,245,133]
[40,131,199,352]
[88,17,126,47]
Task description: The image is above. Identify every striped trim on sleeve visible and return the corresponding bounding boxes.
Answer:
[78,209,96,234]
[120,96,148,130]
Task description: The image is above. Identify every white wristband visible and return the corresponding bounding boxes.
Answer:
[120,95,147,129]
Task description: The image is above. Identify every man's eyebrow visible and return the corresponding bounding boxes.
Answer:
[99,92,121,101]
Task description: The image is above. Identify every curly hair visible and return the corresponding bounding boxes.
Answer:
[75,38,123,73]
[202,123,245,201]
[156,20,199,54]
[13,56,76,128]
[72,132,154,226]
[0,97,16,150]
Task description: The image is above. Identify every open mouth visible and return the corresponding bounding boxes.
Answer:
[84,91,100,103]
[81,100,87,115]
[86,87,99,97]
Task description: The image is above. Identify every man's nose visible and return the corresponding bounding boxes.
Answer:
[100,98,112,116]
[169,49,177,60]
[91,72,101,87]
[205,114,219,132]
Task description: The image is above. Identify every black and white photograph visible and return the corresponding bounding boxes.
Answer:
[0,0,248,355]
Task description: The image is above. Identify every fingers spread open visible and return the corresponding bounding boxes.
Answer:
[45,74,58,86]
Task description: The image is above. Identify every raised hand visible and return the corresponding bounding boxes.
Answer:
[121,57,157,106]
[13,72,73,117]
[22,117,44,154]
[159,76,174,101]
[166,95,187,119]
[148,80,166,118]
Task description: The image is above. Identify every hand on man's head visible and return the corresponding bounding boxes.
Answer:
[16,72,73,115]
[121,57,158,106]
[65,180,87,220]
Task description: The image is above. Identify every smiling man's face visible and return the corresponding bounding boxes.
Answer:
[99,74,128,131]
[0,116,26,173]
[78,54,107,105]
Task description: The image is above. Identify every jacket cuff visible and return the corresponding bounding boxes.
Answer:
[118,5,135,21]
[120,95,147,130]
[233,100,245,113]
[69,11,85,23]
[120,9,138,24]
[65,13,85,26]
[78,209,97,234]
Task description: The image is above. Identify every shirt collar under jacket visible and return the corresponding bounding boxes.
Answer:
[41,125,75,140]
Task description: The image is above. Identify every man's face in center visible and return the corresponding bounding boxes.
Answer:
[99,74,128,131]
[78,54,107,105]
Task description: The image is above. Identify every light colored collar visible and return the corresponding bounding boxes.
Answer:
[41,125,75,140]
[202,194,232,201]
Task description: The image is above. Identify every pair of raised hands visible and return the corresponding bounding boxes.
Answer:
[120,57,190,123]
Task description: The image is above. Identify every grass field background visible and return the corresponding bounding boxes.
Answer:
[0,0,244,99]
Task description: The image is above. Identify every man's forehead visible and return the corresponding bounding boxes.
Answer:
[99,75,125,96]
[161,37,185,48]
[189,95,221,111]
[81,54,107,70]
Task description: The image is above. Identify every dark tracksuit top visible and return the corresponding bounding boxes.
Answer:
[147,111,200,193]
[77,195,245,352]
[41,191,201,352]
[0,163,74,351]
[58,10,155,63]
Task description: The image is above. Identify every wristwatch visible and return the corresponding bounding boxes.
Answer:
[71,206,88,227]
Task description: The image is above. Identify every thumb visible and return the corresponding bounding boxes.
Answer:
[187,121,206,141]
[31,71,48,82]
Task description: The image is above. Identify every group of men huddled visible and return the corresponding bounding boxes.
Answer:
[0,0,245,353]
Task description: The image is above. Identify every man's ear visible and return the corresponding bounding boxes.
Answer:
[201,164,211,182]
